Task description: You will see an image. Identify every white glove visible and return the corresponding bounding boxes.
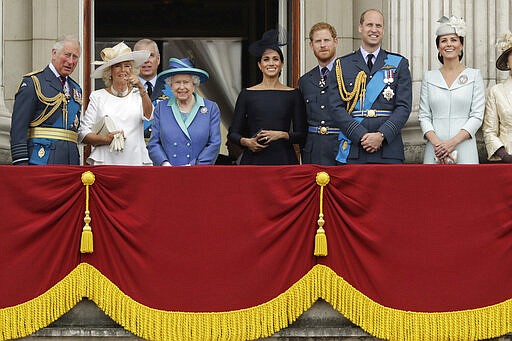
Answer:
[109,132,125,152]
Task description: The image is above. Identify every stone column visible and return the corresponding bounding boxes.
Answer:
[0,0,13,163]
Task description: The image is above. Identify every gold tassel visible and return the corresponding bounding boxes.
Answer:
[314,215,327,256]
[314,172,330,256]
[80,171,95,253]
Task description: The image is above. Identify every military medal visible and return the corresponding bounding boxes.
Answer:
[318,77,326,88]
[342,140,348,150]
[38,146,45,158]
[382,69,395,101]
[318,67,329,88]
[73,89,83,104]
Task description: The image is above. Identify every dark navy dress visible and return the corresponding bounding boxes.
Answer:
[228,89,306,165]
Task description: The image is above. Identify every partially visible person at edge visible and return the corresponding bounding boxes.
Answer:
[215,139,243,165]
[418,16,484,164]
[483,31,512,163]
[327,9,412,164]
[78,42,153,165]
[299,22,340,165]
[10,35,82,165]
[228,29,307,165]
[133,39,164,140]
[147,58,221,166]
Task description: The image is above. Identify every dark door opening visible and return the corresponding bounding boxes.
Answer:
[94,0,280,90]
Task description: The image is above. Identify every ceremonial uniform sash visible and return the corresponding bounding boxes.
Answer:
[336,54,402,163]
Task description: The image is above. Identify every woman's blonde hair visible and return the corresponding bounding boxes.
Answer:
[101,60,138,87]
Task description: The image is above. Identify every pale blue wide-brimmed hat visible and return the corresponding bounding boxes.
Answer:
[157,58,209,83]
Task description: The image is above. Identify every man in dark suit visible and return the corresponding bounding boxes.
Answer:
[134,39,164,140]
[299,22,339,165]
[328,9,412,164]
[10,35,82,165]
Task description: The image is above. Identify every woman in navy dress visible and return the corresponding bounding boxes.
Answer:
[228,29,306,165]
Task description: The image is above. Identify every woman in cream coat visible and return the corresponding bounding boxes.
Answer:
[418,16,485,164]
[483,31,512,162]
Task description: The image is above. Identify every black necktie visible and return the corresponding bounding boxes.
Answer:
[59,76,67,88]
[367,54,374,71]
[146,81,153,97]
[321,67,329,79]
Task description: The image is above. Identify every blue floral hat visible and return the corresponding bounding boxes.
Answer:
[157,58,209,83]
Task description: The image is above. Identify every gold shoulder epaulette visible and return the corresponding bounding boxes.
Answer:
[23,69,44,77]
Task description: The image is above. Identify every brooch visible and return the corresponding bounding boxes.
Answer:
[458,74,468,84]
[200,107,208,114]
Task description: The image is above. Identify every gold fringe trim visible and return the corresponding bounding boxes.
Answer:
[315,264,512,341]
[0,265,85,340]
[0,263,318,341]
[2,263,512,340]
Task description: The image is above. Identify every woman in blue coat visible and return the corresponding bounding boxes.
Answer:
[147,58,221,166]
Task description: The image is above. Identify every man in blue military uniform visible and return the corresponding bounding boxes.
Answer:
[10,35,82,165]
[299,22,340,165]
[328,9,412,164]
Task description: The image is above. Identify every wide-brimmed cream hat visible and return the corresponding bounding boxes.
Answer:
[91,42,150,78]
[496,31,512,71]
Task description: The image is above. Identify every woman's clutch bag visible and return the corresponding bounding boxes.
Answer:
[92,116,124,152]
[92,115,117,135]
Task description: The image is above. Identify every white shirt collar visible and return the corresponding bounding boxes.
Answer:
[139,76,157,88]
[49,63,63,79]
[360,47,381,63]
[49,63,68,90]
[317,58,336,74]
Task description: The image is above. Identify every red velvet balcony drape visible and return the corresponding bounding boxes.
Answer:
[1,164,512,341]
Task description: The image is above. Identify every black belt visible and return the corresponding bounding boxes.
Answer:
[351,110,392,118]
[308,126,341,135]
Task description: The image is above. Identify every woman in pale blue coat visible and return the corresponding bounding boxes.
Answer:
[418,16,484,164]
[147,58,221,166]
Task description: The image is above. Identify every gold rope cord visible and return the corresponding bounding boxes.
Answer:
[314,172,330,256]
[335,59,367,114]
[29,75,68,127]
[80,171,95,253]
